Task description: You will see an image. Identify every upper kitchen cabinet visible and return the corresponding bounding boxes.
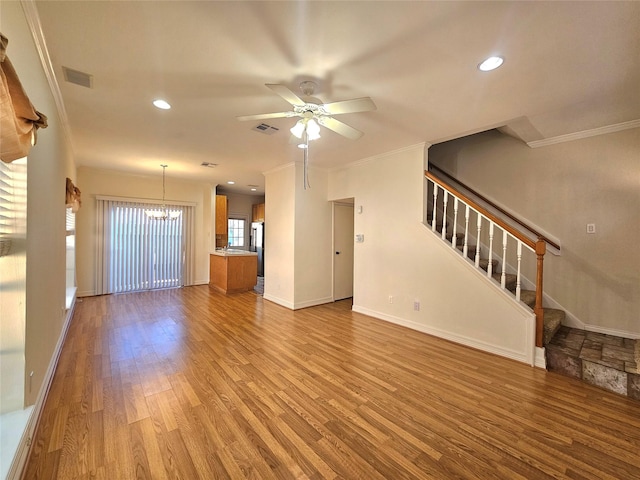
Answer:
[215,195,228,248]
[252,203,265,223]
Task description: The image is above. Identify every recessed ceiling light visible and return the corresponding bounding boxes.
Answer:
[227,181,235,185]
[478,56,504,72]
[250,188,257,192]
[153,99,171,110]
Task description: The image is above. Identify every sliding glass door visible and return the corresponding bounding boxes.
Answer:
[96,199,195,294]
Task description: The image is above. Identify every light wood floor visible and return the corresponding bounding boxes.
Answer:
[24,286,640,479]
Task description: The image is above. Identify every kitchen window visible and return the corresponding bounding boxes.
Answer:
[228,218,245,247]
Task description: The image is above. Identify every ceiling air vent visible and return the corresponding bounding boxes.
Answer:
[201,162,218,168]
[252,123,280,135]
[62,66,93,88]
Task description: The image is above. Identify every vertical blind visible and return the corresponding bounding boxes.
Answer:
[95,198,195,294]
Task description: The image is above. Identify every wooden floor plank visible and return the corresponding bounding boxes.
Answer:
[23,285,640,479]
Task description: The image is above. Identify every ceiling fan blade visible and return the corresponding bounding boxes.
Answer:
[318,117,364,140]
[237,111,294,121]
[266,84,306,107]
[322,97,377,115]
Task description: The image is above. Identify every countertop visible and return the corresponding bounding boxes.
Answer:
[211,249,258,257]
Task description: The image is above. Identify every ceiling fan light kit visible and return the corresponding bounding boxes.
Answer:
[238,81,376,189]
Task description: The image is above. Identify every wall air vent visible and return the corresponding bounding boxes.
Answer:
[252,123,280,135]
[62,66,93,88]
[201,162,218,168]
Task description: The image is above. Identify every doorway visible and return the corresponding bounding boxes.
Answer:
[333,201,354,301]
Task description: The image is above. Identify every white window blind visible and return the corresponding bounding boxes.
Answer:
[95,198,195,294]
[0,158,27,257]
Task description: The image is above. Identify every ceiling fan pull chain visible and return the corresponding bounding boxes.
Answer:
[303,135,311,190]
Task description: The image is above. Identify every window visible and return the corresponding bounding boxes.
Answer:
[65,207,76,308]
[228,218,245,247]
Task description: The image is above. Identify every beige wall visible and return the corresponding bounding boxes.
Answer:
[76,167,213,295]
[293,165,333,307]
[328,144,536,364]
[1,0,76,410]
[264,164,296,305]
[263,163,333,309]
[429,128,640,336]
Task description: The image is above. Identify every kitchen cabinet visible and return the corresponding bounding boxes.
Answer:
[252,203,265,222]
[210,251,258,294]
[215,195,228,248]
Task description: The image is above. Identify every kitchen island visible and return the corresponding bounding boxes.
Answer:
[209,249,258,294]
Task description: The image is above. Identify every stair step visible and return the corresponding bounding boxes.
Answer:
[520,289,536,308]
[491,272,517,292]
[543,308,565,345]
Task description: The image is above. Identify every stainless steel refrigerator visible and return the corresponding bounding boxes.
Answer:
[250,222,264,276]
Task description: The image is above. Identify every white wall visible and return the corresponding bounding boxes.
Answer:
[294,165,333,308]
[263,162,333,309]
[76,167,212,295]
[429,128,640,336]
[328,144,536,364]
[0,0,76,408]
[1,2,77,476]
[263,164,295,306]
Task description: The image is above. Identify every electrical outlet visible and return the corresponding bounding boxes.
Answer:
[414,301,420,311]
[388,295,393,304]
[586,223,596,234]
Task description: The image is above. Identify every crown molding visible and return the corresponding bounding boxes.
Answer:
[20,0,74,154]
[527,119,640,148]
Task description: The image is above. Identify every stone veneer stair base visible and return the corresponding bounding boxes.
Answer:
[546,326,640,400]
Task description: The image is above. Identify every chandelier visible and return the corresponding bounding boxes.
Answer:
[145,164,181,220]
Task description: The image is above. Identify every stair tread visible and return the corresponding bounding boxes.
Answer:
[521,289,536,308]
[543,309,565,345]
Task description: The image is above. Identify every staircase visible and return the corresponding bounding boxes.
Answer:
[430,220,564,347]
[426,169,640,400]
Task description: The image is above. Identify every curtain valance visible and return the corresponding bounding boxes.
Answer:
[1,33,48,163]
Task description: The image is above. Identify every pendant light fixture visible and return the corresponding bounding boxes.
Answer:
[145,164,181,220]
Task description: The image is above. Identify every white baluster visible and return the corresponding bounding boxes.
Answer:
[501,230,508,289]
[516,241,523,302]
[487,222,494,278]
[463,205,470,258]
[475,212,482,268]
[451,197,459,248]
[431,184,438,232]
[441,191,448,241]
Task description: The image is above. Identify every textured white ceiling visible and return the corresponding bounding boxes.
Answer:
[32,1,640,194]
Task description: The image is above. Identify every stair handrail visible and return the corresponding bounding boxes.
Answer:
[425,169,547,347]
[428,164,560,251]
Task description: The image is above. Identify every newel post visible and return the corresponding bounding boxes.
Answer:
[534,238,546,347]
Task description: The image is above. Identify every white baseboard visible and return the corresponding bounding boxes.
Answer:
[535,347,547,369]
[293,296,333,310]
[263,293,294,309]
[352,304,533,365]
[263,294,333,311]
[7,296,77,480]
[583,324,640,339]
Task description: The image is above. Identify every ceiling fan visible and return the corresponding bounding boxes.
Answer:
[237,81,376,141]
